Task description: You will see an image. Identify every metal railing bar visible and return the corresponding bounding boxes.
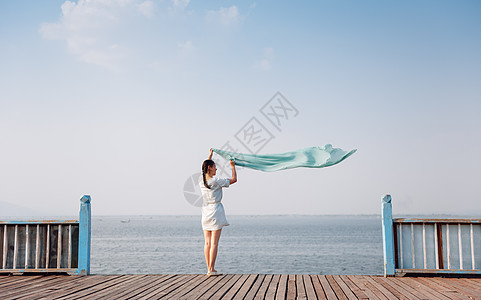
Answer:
[471,224,475,270]
[46,225,50,269]
[57,225,62,268]
[399,223,404,269]
[68,225,72,269]
[13,225,18,269]
[25,224,29,269]
[459,224,463,270]
[2,225,7,269]
[423,223,427,269]
[411,223,415,268]
[447,224,451,269]
[35,224,40,269]
[434,223,439,269]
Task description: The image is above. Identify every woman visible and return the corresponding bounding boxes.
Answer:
[199,148,237,276]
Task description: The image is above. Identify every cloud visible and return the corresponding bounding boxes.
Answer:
[39,0,154,70]
[205,6,240,27]
[137,1,154,18]
[171,0,190,10]
[178,40,195,59]
[254,47,274,71]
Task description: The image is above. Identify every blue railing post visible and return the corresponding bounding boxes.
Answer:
[78,195,91,275]
[382,194,395,277]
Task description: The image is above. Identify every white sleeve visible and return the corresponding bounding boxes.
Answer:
[216,178,230,188]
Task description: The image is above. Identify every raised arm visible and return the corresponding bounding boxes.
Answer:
[229,160,237,184]
[208,148,213,160]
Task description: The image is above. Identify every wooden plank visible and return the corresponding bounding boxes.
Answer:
[265,274,280,300]
[310,274,327,300]
[244,274,266,299]
[1,275,61,298]
[373,276,419,299]
[198,274,236,300]
[177,275,225,300]
[64,275,142,300]
[207,274,243,300]
[139,274,199,300]
[465,278,481,288]
[114,275,166,300]
[450,278,481,297]
[430,278,479,299]
[346,275,382,300]
[431,277,480,300]
[456,277,481,291]
[416,277,471,300]
[247,274,270,299]
[363,276,398,300]
[85,275,150,299]
[2,276,69,299]
[402,277,454,300]
[303,274,317,300]
[255,274,273,299]
[124,275,177,299]
[11,275,95,300]
[286,274,296,300]
[2,275,86,300]
[326,275,348,300]
[352,275,389,300]
[163,274,211,300]
[54,275,139,299]
[389,277,435,299]
[221,274,251,300]
[332,275,357,300]
[296,274,307,300]
[29,275,121,299]
[47,276,117,298]
[155,274,207,299]
[0,275,40,288]
[338,275,369,299]
[2,274,481,300]
[370,276,411,300]
[318,275,338,300]
[275,274,288,300]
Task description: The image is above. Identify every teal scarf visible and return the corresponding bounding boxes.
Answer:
[212,144,356,172]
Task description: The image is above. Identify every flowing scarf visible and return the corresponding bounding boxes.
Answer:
[212,144,356,172]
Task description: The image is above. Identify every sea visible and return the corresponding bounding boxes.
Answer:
[91,215,384,275]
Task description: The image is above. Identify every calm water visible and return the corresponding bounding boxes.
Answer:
[91,215,384,275]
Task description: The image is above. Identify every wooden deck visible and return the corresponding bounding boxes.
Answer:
[1,274,480,299]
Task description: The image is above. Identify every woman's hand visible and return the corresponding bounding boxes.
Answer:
[230,160,235,167]
[208,148,213,160]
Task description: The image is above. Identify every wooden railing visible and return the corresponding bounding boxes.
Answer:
[382,195,481,276]
[0,195,91,275]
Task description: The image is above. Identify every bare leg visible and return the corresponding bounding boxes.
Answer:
[203,230,212,272]
[209,229,222,272]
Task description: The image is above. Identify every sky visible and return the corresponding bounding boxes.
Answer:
[0,0,480,216]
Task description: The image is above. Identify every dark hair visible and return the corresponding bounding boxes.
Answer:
[202,160,215,189]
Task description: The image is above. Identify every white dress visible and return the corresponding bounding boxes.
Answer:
[199,176,230,231]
